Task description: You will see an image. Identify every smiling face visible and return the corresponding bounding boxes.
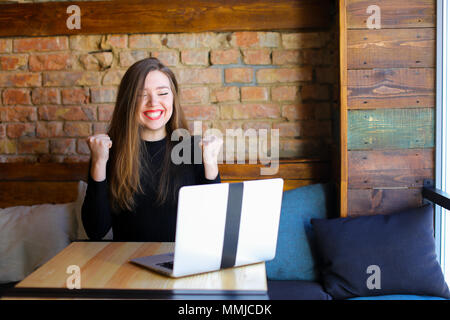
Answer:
[137,70,174,141]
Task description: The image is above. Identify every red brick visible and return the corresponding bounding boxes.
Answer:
[231,32,279,48]
[231,32,259,48]
[14,37,68,52]
[50,139,76,154]
[0,54,28,71]
[210,86,240,103]
[61,88,89,104]
[62,155,91,163]
[151,51,179,67]
[180,87,209,104]
[32,88,60,105]
[0,72,41,87]
[64,122,92,137]
[69,35,101,51]
[43,72,100,87]
[222,104,280,120]
[256,67,313,83]
[17,139,48,154]
[242,121,272,131]
[181,105,217,120]
[102,69,126,86]
[6,123,35,138]
[271,86,300,101]
[175,68,221,85]
[79,52,113,71]
[119,50,149,67]
[93,122,109,134]
[36,121,64,138]
[210,49,240,65]
[29,53,73,71]
[165,33,223,49]
[90,87,117,103]
[2,88,31,105]
[101,34,128,49]
[38,106,96,121]
[272,122,301,137]
[77,138,91,154]
[129,34,162,49]
[281,104,316,121]
[225,68,253,83]
[272,49,302,65]
[181,50,209,66]
[4,106,37,121]
[241,87,268,101]
[98,104,115,121]
[242,49,271,65]
[314,103,332,120]
[0,139,16,154]
[0,39,12,53]
[0,155,37,162]
[0,124,5,138]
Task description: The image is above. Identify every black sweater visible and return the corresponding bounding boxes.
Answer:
[81,136,221,241]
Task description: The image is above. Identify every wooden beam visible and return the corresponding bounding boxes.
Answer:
[339,0,348,217]
[0,0,333,37]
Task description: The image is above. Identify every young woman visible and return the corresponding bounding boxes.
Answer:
[82,57,223,241]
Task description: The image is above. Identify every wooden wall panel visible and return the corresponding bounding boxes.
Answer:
[348,108,434,150]
[347,68,435,109]
[343,0,436,217]
[348,188,423,216]
[347,0,436,29]
[0,0,333,37]
[347,28,436,69]
[348,149,434,188]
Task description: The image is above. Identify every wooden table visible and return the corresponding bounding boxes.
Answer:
[2,241,268,300]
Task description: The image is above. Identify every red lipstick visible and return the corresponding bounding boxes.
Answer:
[143,109,164,120]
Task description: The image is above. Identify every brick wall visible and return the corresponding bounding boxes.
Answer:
[0,31,338,163]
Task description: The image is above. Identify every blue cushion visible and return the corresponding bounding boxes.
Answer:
[311,205,450,300]
[265,183,335,281]
[349,295,448,300]
[268,280,333,300]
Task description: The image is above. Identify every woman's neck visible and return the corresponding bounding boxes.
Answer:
[141,127,167,141]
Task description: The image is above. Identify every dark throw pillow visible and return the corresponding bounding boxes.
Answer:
[311,204,450,300]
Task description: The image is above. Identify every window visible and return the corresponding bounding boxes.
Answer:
[436,0,450,282]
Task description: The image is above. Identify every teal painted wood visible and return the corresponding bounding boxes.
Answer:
[348,108,435,150]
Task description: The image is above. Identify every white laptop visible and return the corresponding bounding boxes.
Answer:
[129,178,284,278]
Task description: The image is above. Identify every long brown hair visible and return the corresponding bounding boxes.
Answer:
[107,57,188,212]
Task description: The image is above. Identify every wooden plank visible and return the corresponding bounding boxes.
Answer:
[348,149,434,188]
[347,0,436,29]
[222,179,320,191]
[347,28,436,69]
[0,181,79,208]
[0,0,332,37]
[348,108,435,150]
[340,0,349,217]
[347,68,435,109]
[218,160,330,180]
[347,187,423,216]
[0,162,89,182]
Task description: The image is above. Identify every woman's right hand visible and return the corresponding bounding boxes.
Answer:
[87,134,112,181]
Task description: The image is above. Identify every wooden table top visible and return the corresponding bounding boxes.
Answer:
[3,241,268,300]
